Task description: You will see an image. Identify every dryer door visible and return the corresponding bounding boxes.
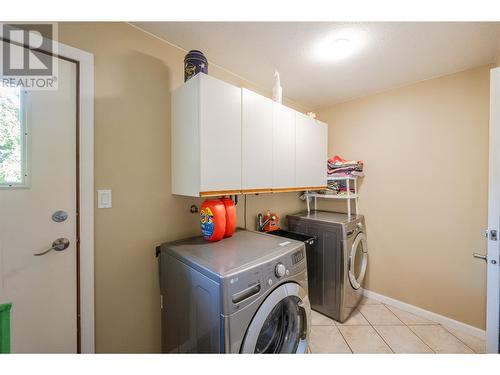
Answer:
[348,232,368,290]
[240,282,310,353]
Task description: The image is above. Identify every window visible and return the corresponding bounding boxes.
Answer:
[0,86,27,187]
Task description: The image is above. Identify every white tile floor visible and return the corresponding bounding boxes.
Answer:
[309,297,485,354]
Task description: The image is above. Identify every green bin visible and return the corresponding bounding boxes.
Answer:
[0,303,12,354]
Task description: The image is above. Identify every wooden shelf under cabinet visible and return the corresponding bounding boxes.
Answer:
[198,186,327,197]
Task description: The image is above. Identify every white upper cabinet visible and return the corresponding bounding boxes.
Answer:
[272,103,296,189]
[295,112,328,188]
[172,74,327,197]
[172,74,242,197]
[242,89,273,191]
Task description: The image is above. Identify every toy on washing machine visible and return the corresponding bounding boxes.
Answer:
[257,210,280,232]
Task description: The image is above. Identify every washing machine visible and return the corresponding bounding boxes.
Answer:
[288,211,368,323]
[157,229,311,353]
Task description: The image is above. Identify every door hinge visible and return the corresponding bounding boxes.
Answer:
[160,294,163,309]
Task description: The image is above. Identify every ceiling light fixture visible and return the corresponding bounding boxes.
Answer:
[314,31,364,61]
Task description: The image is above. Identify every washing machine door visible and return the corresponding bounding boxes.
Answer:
[348,232,368,290]
[240,282,310,354]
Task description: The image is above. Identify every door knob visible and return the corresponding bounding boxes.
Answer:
[472,252,488,262]
[34,238,70,256]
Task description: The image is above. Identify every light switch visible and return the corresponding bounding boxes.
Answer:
[98,190,112,208]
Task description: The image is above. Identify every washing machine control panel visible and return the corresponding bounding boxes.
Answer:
[291,249,305,265]
[274,263,286,278]
[263,248,305,284]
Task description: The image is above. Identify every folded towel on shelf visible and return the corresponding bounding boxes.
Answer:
[327,155,364,178]
[328,170,365,178]
[327,179,355,194]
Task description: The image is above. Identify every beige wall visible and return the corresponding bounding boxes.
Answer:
[58,22,308,353]
[317,65,491,329]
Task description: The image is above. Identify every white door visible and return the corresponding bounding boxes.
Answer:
[295,113,328,188]
[0,52,78,353]
[272,103,295,189]
[484,67,500,353]
[242,89,273,190]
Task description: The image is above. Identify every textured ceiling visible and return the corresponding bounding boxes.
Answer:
[133,22,500,108]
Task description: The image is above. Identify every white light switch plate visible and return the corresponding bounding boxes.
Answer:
[98,190,112,208]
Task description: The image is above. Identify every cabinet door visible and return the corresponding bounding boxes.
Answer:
[295,113,328,188]
[199,75,242,193]
[241,89,273,190]
[172,76,201,197]
[272,103,296,188]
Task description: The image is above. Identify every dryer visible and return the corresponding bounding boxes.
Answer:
[288,211,368,322]
[157,230,311,353]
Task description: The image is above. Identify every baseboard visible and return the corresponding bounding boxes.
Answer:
[362,289,486,339]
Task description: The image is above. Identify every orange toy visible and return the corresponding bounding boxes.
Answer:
[200,199,226,242]
[263,211,280,232]
[220,197,237,238]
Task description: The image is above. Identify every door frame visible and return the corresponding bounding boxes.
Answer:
[487,67,500,353]
[1,32,95,353]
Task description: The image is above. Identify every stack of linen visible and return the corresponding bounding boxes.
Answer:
[327,179,355,195]
[327,155,364,178]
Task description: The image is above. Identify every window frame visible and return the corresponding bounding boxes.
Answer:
[0,89,29,189]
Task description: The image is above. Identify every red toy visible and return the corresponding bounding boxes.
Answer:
[263,211,280,232]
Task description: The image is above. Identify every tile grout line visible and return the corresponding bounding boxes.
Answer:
[439,325,478,354]
[381,303,436,353]
[406,325,441,354]
[335,325,354,354]
[370,326,400,354]
[402,324,436,354]
[394,302,479,353]
[381,303,406,325]
[359,300,444,354]
[410,324,436,353]
[362,302,439,354]
[357,305,395,353]
[373,328,395,354]
[384,304,440,326]
[358,303,405,326]
[310,313,354,353]
[311,311,353,353]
